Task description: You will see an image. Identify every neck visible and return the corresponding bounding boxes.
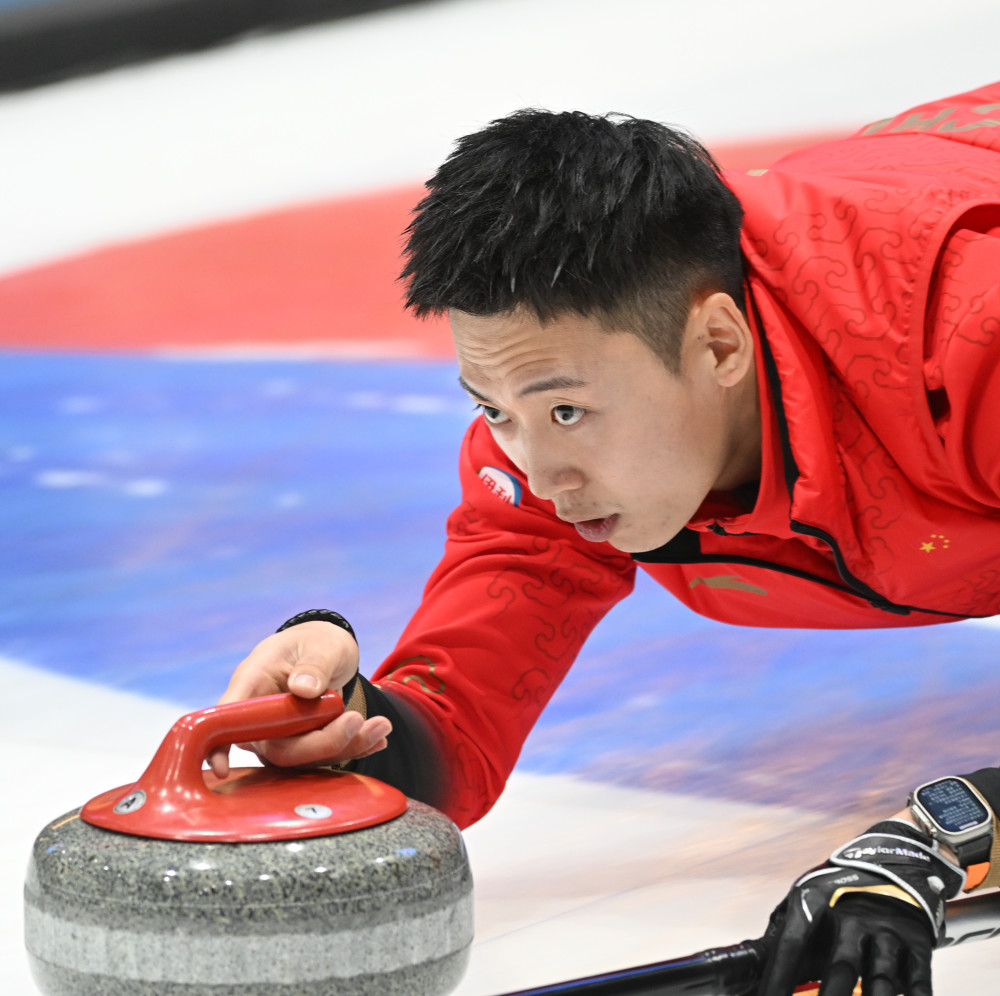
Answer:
[715,362,762,492]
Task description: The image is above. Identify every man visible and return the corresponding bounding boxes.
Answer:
[213,82,1000,993]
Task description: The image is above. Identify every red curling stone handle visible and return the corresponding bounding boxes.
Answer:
[77,691,408,841]
[142,690,346,793]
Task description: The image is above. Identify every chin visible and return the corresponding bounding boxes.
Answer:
[615,525,677,555]
[607,533,643,554]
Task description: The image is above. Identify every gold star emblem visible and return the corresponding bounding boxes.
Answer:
[919,534,951,553]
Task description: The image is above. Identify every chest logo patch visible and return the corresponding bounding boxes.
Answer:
[478,466,522,506]
[689,574,768,596]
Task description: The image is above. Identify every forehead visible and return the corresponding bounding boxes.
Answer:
[450,309,629,384]
[450,307,599,345]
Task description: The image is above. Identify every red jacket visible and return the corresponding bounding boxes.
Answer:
[371,83,1000,827]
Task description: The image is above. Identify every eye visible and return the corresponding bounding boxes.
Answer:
[477,404,510,426]
[551,404,585,426]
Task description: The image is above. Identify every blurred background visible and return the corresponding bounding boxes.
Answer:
[3,1,1000,992]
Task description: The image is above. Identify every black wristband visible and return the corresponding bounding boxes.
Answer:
[276,609,357,644]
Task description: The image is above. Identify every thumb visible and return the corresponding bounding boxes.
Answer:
[286,641,356,698]
[287,669,324,697]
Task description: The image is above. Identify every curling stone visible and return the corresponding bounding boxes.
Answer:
[25,692,473,996]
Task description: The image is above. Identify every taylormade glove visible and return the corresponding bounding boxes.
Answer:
[756,819,966,996]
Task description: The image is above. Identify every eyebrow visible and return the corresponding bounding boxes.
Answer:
[458,375,588,405]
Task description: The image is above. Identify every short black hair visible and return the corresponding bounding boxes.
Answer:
[401,108,745,371]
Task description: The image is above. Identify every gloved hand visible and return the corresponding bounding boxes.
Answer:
[755,819,966,996]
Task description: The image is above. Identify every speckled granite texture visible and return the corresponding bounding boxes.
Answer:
[25,800,473,995]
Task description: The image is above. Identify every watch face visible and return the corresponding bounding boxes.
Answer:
[917,778,990,833]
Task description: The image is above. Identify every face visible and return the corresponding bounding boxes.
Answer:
[452,305,759,553]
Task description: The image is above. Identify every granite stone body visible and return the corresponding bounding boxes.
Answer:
[25,800,473,995]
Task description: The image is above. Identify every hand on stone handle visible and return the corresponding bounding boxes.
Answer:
[207,621,391,778]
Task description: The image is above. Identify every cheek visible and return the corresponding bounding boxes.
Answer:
[486,427,525,473]
[615,422,710,499]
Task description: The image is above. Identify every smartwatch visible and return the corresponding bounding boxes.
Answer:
[908,776,994,866]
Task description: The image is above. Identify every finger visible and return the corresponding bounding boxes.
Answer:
[287,668,326,697]
[818,916,864,996]
[863,977,895,996]
[758,894,817,996]
[217,623,358,705]
[351,736,390,760]
[217,643,290,704]
[207,744,231,779]
[253,714,392,768]
[861,930,902,996]
[258,712,364,765]
[816,960,861,996]
[902,941,933,996]
[340,716,393,760]
[284,622,358,699]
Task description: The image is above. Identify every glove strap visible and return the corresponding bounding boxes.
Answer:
[829,819,966,935]
[828,881,921,911]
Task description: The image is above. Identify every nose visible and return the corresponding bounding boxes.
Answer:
[515,435,583,502]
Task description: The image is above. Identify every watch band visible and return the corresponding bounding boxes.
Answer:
[954,834,992,867]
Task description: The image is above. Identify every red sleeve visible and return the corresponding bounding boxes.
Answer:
[370,416,636,827]
[924,207,1000,508]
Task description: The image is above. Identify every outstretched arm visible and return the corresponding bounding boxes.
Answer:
[211,418,636,827]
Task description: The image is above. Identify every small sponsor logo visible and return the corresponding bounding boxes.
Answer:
[478,466,522,506]
[842,844,930,863]
[689,574,768,595]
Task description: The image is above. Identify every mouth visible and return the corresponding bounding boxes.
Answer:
[568,514,620,543]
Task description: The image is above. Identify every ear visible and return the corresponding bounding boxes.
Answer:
[690,292,754,387]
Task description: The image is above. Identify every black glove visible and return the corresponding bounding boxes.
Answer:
[755,819,966,996]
